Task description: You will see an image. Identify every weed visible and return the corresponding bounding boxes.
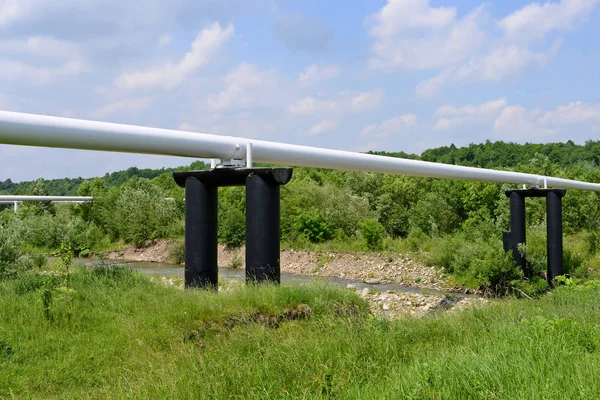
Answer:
[230,255,243,269]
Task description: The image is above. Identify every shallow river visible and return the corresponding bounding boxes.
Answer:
[72,258,451,296]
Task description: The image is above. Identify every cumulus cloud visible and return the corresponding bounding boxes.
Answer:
[538,101,600,125]
[434,98,507,130]
[208,63,282,111]
[499,0,598,41]
[304,120,339,137]
[95,96,157,118]
[288,96,337,115]
[351,90,384,113]
[289,90,384,116]
[298,64,340,85]
[368,0,597,96]
[115,23,234,91]
[0,0,31,26]
[493,106,555,139]
[361,114,417,138]
[368,1,486,70]
[0,36,88,84]
[434,98,600,141]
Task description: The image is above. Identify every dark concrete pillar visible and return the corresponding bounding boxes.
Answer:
[184,176,218,289]
[546,191,564,283]
[508,191,528,275]
[245,174,281,284]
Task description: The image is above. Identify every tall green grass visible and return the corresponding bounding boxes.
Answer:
[2,268,600,399]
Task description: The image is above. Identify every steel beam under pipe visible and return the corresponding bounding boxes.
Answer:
[1,110,600,191]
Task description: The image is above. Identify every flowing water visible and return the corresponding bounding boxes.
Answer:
[71,259,464,297]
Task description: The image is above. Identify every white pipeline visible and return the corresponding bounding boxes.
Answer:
[1,110,600,191]
[0,195,93,202]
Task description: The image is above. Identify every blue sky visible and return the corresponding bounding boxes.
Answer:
[0,0,599,181]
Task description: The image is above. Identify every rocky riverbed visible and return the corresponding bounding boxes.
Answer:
[106,240,488,319]
[108,241,461,291]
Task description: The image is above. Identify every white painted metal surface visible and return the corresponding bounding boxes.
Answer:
[0,110,600,191]
[0,195,93,202]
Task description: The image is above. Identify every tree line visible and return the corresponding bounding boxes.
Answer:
[2,139,600,295]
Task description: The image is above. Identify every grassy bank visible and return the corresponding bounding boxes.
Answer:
[1,268,600,398]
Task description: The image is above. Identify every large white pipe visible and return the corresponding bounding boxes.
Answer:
[0,110,599,191]
[0,195,93,202]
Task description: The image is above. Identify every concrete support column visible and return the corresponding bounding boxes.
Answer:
[546,191,564,283]
[245,174,281,284]
[184,176,218,289]
[509,191,527,276]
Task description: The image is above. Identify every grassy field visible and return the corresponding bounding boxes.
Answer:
[1,267,600,399]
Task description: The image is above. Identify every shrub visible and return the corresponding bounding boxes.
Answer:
[428,221,523,294]
[114,179,180,246]
[403,227,431,252]
[409,193,460,236]
[294,211,333,243]
[360,219,385,251]
[169,240,185,264]
[0,225,30,281]
[220,208,245,248]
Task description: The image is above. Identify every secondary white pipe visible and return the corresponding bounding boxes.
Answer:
[0,195,93,202]
[0,110,599,191]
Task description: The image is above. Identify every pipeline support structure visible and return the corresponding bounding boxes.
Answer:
[173,168,293,289]
[503,188,566,284]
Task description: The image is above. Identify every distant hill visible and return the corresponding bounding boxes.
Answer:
[2,139,600,195]
[0,161,209,196]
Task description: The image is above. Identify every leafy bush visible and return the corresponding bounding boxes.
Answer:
[0,225,30,281]
[220,208,245,248]
[521,223,588,279]
[428,221,523,294]
[360,219,385,251]
[114,178,180,246]
[281,180,371,240]
[169,240,185,264]
[294,211,333,243]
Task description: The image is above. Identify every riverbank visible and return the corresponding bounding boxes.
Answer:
[107,240,463,292]
[106,240,486,318]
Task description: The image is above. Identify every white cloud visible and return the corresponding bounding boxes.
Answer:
[499,0,598,41]
[538,101,600,125]
[180,111,278,138]
[158,34,173,48]
[0,0,31,26]
[368,1,486,70]
[207,63,289,111]
[115,23,234,91]
[298,64,340,85]
[0,36,88,84]
[368,0,456,36]
[95,96,157,118]
[493,106,555,139]
[436,98,600,141]
[304,120,339,137]
[361,114,417,138]
[351,90,384,112]
[434,98,507,130]
[369,0,598,96]
[289,90,384,116]
[288,96,338,115]
[415,70,452,98]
